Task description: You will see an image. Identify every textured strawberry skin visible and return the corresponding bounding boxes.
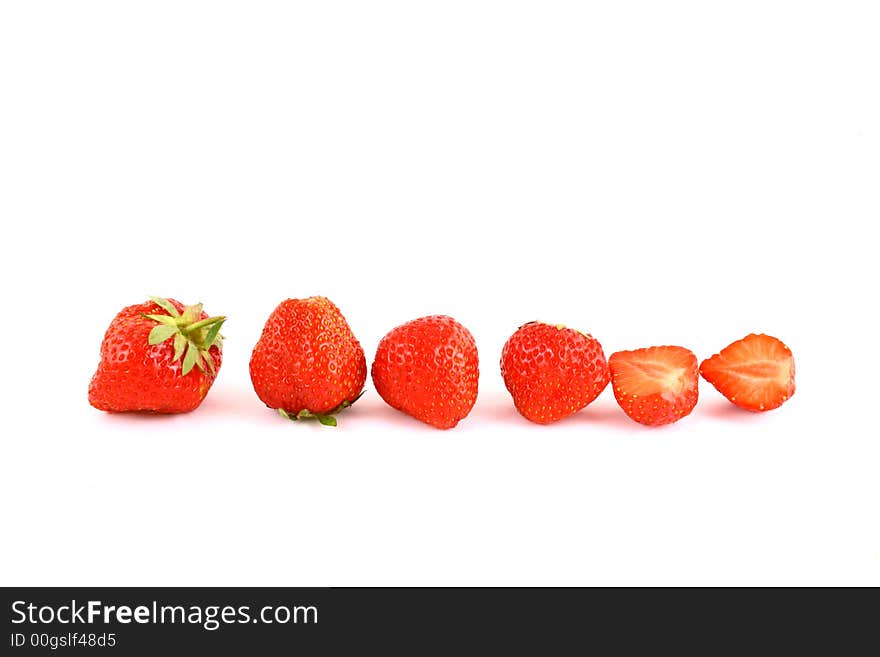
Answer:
[371,315,479,429]
[249,297,366,415]
[88,299,222,413]
[500,322,610,424]
[609,346,699,426]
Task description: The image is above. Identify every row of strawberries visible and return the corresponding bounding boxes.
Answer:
[89,296,795,428]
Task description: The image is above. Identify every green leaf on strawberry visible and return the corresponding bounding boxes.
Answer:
[141,297,226,377]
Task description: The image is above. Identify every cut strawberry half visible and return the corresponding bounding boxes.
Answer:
[700,333,795,412]
[608,346,699,426]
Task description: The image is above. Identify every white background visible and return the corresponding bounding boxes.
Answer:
[1,1,877,586]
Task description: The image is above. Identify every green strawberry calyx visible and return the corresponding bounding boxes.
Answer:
[141,296,226,377]
[276,391,365,428]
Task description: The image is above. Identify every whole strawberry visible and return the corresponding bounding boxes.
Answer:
[609,345,699,426]
[371,315,479,429]
[88,297,225,413]
[500,322,610,424]
[249,296,366,426]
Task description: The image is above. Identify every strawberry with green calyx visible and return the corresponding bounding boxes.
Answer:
[250,296,367,427]
[88,297,226,413]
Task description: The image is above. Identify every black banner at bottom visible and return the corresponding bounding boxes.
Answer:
[1,587,873,654]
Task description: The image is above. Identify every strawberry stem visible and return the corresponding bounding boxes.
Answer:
[141,297,225,377]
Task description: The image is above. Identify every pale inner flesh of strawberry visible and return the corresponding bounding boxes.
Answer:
[724,360,791,385]
[617,357,690,399]
[720,359,793,409]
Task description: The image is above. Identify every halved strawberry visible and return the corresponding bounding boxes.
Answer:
[700,333,795,412]
[609,346,699,426]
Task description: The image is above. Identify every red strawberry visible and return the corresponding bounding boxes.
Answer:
[371,315,479,429]
[89,297,225,413]
[500,321,610,424]
[700,333,795,412]
[608,346,699,426]
[249,296,366,426]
